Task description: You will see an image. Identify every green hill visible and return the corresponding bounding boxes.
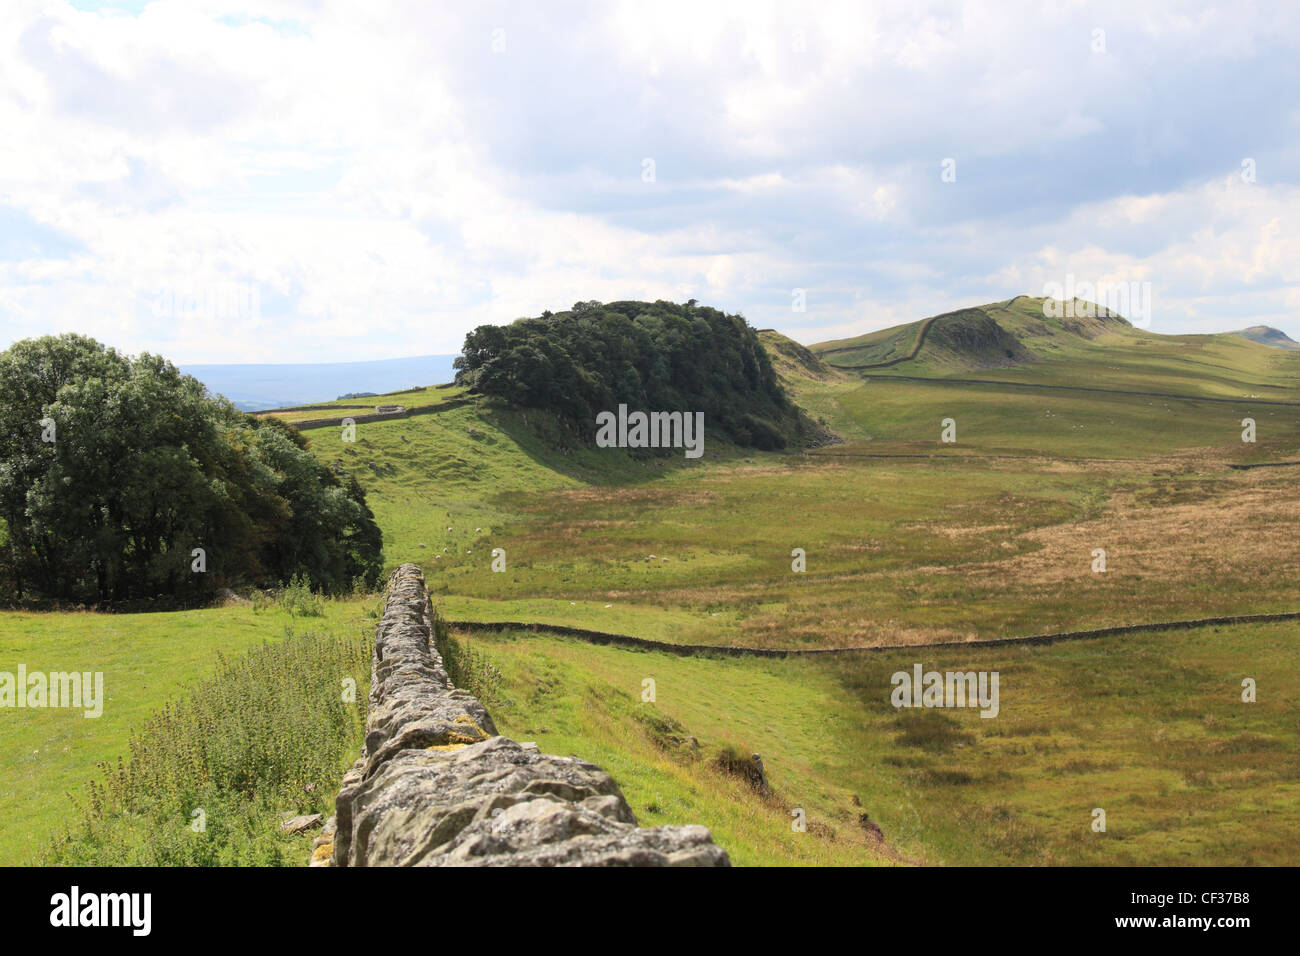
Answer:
[755,328,847,385]
[1236,325,1300,350]
[809,296,1300,402]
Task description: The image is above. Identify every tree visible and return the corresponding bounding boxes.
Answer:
[0,335,383,605]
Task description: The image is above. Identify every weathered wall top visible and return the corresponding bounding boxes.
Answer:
[325,563,730,866]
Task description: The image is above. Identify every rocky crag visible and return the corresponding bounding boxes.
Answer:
[318,563,730,867]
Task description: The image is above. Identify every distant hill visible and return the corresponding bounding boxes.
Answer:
[1235,326,1300,351]
[756,329,848,385]
[181,354,458,411]
[810,296,1132,372]
[803,295,1300,401]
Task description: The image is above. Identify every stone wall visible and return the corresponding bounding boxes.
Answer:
[451,610,1300,655]
[324,563,730,866]
[291,397,475,431]
[289,406,408,430]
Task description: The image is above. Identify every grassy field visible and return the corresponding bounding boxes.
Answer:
[287,398,1300,650]
[828,378,1300,462]
[0,599,373,865]
[252,384,469,419]
[460,619,1299,865]
[4,303,1298,866]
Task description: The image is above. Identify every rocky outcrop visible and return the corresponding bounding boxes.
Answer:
[328,563,730,867]
[923,310,1032,368]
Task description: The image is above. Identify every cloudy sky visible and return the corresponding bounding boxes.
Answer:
[1,0,1297,363]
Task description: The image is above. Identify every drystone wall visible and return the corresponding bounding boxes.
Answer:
[290,397,475,431]
[322,563,730,867]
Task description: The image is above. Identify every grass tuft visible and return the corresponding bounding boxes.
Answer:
[44,626,369,866]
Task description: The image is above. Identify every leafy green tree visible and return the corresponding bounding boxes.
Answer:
[453,299,818,450]
[0,335,382,605]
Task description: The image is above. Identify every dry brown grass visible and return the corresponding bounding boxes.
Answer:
[458,445,1300,650]
[974,467,1300,592]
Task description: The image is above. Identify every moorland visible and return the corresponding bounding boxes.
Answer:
[4,295,1297,866]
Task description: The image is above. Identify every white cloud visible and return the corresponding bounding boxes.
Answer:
[0,0,1298,362]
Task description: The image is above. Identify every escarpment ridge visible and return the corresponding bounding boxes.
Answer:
[324,563,730,866]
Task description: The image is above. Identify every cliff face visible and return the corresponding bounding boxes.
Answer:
[923,310,1033,368]
[324,564,731,867]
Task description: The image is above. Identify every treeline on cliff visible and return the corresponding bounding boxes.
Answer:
[0,334,383,606]
[453,299,821,450]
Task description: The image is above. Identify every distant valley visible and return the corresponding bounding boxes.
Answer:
[181,354,459,410]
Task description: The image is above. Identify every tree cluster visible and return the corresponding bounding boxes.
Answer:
[0,335,383,605]
[454,300,809,450]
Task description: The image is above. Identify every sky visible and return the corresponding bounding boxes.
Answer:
[1,0,1297,363]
